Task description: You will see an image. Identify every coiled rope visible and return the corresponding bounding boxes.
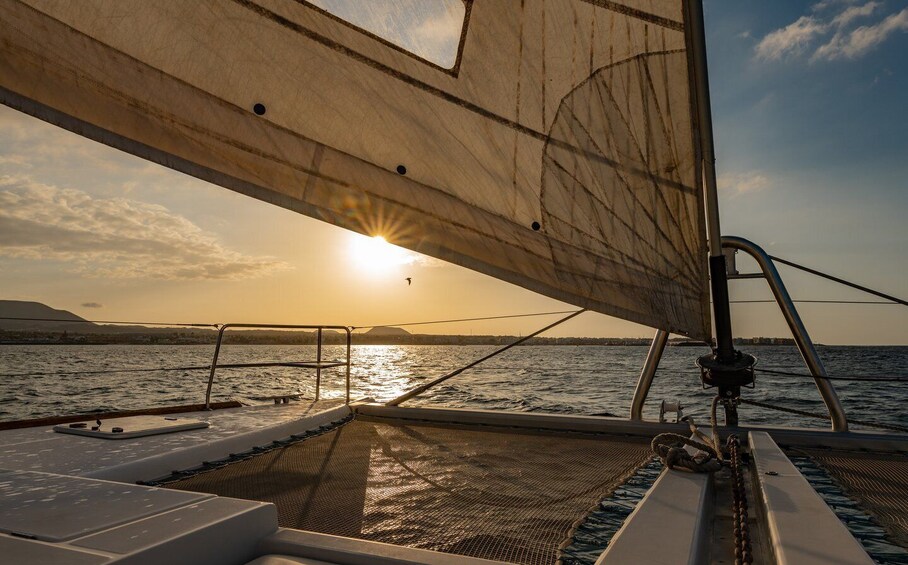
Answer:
[651,396,726,473]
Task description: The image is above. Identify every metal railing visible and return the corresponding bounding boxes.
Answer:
[628,236,848,431]
[204,323,352,409]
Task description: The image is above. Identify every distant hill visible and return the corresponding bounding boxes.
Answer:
[364,326,411,336]
[0,300,97,331]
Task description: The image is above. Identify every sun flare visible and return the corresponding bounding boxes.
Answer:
[349,234,416,276]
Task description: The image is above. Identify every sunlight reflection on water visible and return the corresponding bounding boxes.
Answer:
[1,344,906,431]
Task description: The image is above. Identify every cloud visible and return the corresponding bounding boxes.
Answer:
[81,302,103,308]
[756,16,827,60]
[755,1,904,62]
[717,172,770,195]
[814,8,908,60]
[307,0,464,68]
[0,176,288,280]
[830,1,881,27]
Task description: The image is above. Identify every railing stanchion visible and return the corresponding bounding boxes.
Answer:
[205,324,228,410]
[723,236,848,431]
[202,323,351,409]
[345,328,352,404]
[630,329,669,420]
[315,328,323,401]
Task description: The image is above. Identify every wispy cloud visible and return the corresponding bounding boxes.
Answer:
[717,171,770,195]
[814,8,908,60]
[0,177,288,280]
[755,16,828,60]
[307,0,464,68]
[81,302,103,308]
[755,1,905,62]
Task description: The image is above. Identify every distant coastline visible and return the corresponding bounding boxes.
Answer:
[0,299,799,346]
[0,328,800,348]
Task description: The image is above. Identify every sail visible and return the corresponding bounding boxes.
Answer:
[0,0,711,339]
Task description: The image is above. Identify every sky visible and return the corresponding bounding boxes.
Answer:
[0,0,905,344]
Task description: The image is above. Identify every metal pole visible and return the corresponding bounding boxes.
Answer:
[205,324,228,410]
[685,0,735,361]
[315,328,322,401]
[630,329,669,420]
[723,236,848,431]
[345,328,352,404]
[387,309,586,406]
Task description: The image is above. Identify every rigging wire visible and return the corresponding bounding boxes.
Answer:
[729,299,895,304]
[350,309,580,330]
[768,254,908,307]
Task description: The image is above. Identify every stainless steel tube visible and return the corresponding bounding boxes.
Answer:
[630,329,669,420]
[205,324,228,410]
[722,236,848,431]
[315,328,323,401]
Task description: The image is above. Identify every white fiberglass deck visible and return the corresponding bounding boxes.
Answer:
[0,400,345,481]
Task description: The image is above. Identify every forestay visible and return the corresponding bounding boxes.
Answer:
[0,0,711,339]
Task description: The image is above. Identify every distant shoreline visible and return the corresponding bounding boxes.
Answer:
[0,331,805,347]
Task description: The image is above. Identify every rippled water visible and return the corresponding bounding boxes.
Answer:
[2,344,906,430]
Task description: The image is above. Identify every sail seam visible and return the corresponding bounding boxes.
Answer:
[579,0,684,32]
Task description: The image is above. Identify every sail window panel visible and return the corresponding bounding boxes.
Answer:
[305,0,467,70]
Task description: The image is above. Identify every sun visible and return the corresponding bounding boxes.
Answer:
[349,234,417,276]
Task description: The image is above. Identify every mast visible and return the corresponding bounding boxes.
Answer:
[685,0,755,424]
[686,0,734,361]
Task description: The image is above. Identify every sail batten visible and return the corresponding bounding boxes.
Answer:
[1,0,712,339]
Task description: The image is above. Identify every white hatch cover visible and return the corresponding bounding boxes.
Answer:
[53,415,209,439]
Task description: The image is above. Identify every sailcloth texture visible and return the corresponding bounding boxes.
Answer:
[0,0,711,339]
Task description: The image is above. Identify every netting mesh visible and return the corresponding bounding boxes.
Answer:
[800,448,908,550]
[165,417,652,564]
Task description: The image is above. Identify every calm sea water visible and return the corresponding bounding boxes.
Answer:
[1,344,906,430]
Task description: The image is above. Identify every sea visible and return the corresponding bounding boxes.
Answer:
[1,344,907,430]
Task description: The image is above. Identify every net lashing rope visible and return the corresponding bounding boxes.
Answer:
[651,396,726,473]
[739,398,908,434]
[754,367,908,382]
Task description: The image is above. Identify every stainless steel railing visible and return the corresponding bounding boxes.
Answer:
[204,323,352,409]
[628,236,848,431]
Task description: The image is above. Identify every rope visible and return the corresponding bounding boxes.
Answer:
[754,367,908,383]
[655,368,908,383]
[351,309,579,330]
[740,398,908,433]
[651,396,725,473]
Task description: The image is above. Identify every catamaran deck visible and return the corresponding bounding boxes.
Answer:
[1,399,907,564]
[0,400,346,481]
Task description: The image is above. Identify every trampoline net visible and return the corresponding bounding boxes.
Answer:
[165,417,653,564]
[800,448,908,550]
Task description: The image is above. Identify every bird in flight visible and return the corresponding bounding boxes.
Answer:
[405,277,412,286]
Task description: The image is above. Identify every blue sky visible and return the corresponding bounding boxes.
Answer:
[0,0,905,344]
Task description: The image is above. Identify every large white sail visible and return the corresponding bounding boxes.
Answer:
[0,0,711,339]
